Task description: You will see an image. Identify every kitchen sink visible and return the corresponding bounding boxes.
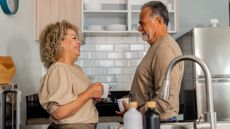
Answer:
[216,121,230,129]
[161,122,194,129]
[161,121,230,129]
[21,121,230,129]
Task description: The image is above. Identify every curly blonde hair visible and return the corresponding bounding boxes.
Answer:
[39,20,79,69]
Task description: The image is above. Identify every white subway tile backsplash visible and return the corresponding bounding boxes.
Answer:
[130,44,145,51]
[80,52,91,59]
[114,75,130,83]
[107,52,123,59]
[121,83,131,91]
[79,35,149,91]
[91,36,106,44]
[107,68,122,74]
[90,52,107,59]
[106,36,122,44]
[125,52,138,59]
[81,44,98,51]
[98,44,113,51]
[130,59,141,66]
[81,60,99,67]
[91,68,107,75]
[98,75,114,83]
[84,36,91,44]
[122,36,137,43]
[137,36,146,43]
[115,44,130,51]
[122,67,136,74]
[99,60,114,67]
[115,60,130,67]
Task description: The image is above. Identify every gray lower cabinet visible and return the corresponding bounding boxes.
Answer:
[21,125,49,129]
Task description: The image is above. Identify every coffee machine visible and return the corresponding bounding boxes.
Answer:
[0,84,21,129]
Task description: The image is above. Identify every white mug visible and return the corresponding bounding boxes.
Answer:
[101,83,110,98]
[117,97,129,112]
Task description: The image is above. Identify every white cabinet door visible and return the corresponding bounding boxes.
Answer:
[21,124,49,129]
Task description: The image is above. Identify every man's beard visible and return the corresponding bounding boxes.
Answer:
[141,33,149,42]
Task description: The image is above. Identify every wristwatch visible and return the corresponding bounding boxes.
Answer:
[0,0,19,15]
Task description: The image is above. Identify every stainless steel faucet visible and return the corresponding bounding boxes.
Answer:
[160,55,217,129]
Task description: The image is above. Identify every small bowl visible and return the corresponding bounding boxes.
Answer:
[85,3,102,10]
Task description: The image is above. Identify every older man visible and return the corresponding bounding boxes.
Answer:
[130,1,184,121]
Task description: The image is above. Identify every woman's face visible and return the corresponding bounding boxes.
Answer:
[61,29,81,60]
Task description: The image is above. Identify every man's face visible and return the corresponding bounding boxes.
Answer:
[138,7,158,43]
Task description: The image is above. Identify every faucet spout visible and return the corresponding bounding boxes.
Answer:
[160,55,216,129]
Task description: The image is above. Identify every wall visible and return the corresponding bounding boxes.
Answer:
[0,0,42,125]
[173,0,229,38]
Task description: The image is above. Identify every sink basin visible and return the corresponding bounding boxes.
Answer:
[161,121,230,129]
[161,122,194,129]
[217,121,230,129]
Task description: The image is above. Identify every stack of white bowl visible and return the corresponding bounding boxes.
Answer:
[85,3,102,10]
[106,24,126,31]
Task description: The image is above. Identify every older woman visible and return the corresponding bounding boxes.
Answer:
[38,20,103,129]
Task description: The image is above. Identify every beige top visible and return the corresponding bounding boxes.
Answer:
[38,62,98,124]
[131,34,184,120]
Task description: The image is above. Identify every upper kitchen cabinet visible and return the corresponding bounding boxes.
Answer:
[82,0,178,36]
[82,0,128,36]
[36,0,82,40]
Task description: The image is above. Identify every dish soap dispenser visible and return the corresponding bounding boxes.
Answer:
[123,101,143,129]
[143,101,160,129]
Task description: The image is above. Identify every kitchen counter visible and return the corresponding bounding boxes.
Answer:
[25,117,122,129]
[22,121,230,129]
[27,116,122,125]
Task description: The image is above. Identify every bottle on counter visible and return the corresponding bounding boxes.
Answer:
[123,101,143,129]
[143,101,160,129]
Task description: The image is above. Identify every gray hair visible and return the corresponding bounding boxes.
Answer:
[141,1,169,25]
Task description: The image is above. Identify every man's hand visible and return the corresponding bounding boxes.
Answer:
[94,98,103,102]
[115,100,129,117]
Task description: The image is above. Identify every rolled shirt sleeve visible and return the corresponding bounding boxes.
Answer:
[39,66,76,115]
[153,44,184,119]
